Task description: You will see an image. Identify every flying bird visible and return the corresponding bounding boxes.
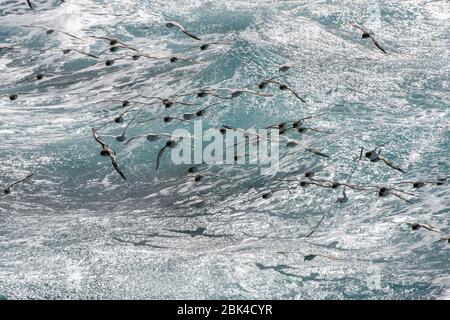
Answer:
[155,138,184,170]
[363,145,405,173]
[281,136,330,158]
[92,128,127,180]
[62,48,99,59]
[90,35,128,47]
[2,173,33,195]
[22,25,82,40]
[375,186,413,203]
[258,78,306,102]
[115,107,145,142]
[350,22,387,54]
[402,222,443,233]
[164,21,201,41]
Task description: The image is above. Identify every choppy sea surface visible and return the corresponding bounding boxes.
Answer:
[0,0,449,299]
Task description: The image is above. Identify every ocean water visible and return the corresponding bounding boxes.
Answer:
[0,0,449,300]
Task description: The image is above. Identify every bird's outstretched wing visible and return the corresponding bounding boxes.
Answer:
[284,86,306,103]
[7,173,34,189]
[166,21,201,41]
[433,236,450,244]
[92,128,107,148]
[111,156,127,180]
[301,127,332,134]
[59,31,82,40]
[93,129,126,180]
[163,228,189,235]
[303,147,330,158]
[232,89,273,97]
[350,22,366,33]
[391,192,411,203]
[291,91,306,103]
[370,36,387,54]
[155,146,167,170]
[379,155,405,173]
[26,0,34,10]
[421,223,442,233]
[65,49,99,59]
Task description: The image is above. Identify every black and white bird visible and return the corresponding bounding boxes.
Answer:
[2,173,33,195]
[350,22,387,54]
[22,25,82,40]
[115,107,145,142]
[164,21,201,41]
[402,222,443,233]
[155,138,184,170]
[281,136,330,158]
[92,128,127,180]
[258,78,306,102]
[375,186,413,203]
[363,145,405,173]
[62,48,100,59]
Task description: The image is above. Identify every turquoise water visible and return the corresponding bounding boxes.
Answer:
[0,0,449,299]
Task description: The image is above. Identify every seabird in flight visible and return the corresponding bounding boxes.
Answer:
[91,128,127,180]
[350,22,387,54]
[2,173,33,195]
[155,138,184,170]
[363,145,405,173]
[374,186,413,203]
[258,78,306,102]
[62,48,100,59]
[115,107,145,142]
[402,222,443,233]
[22,25,82,40]
[281,136,330,158]
[164,21,202,41]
